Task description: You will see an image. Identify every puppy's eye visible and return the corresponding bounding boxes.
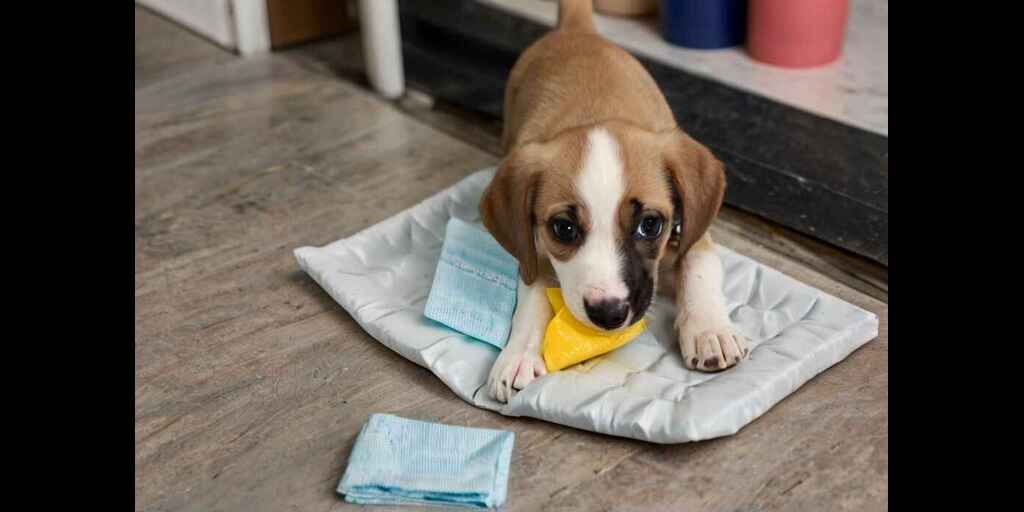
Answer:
[550,217,580,243]
[635,215,663,240]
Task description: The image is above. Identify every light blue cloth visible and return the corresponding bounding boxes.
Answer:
[337,414,515,509]
[424,218,519,348]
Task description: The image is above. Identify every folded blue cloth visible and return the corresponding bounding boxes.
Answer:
[424,218,519,348]
[337,414,515,509]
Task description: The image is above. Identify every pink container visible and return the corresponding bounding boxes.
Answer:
[747,0,850,68]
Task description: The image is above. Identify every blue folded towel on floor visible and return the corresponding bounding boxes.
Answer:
[337,414,515,509]
[424,218,519,348]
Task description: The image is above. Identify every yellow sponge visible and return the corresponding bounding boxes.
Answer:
[542,288,647,372]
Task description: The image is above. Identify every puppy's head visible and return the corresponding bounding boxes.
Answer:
[480,122,725,331]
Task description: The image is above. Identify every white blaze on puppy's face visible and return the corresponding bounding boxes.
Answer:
[548,128,631,330]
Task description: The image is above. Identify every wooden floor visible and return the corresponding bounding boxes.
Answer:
[135,7,888,511]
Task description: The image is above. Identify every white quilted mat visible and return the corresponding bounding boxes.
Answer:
[294,168,879,444]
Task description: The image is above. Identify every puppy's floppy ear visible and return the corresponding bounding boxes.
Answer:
[660,128,726,254]
[479,143,548,285]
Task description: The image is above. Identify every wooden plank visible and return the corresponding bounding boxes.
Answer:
[134,6,236,88]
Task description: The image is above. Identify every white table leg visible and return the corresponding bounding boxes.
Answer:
[358,0,405,99]
[233,0,271,56]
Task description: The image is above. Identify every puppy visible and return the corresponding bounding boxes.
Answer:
[480,0,748,403]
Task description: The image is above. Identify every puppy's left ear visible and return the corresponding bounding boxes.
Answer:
[660,128,726,254]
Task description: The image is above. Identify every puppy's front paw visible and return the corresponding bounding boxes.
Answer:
[487,349,547,403]
[680,328,748,372]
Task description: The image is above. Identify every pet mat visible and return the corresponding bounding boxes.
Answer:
[294,168,878,444]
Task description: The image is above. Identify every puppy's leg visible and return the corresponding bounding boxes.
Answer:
[487,277,551,403]
[675,235,748,371]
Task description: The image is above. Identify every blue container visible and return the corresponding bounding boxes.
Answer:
[660,0,747,49]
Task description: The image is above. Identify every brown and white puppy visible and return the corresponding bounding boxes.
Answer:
[480,0,748,402]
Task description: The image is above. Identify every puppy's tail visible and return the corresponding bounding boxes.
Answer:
[557,0,595,32]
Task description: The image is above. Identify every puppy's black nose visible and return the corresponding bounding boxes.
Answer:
[584,299,629,330]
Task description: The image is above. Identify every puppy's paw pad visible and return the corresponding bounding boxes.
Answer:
[512,351,546,390]
[681,330,748,372]
[487,349,546,403]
